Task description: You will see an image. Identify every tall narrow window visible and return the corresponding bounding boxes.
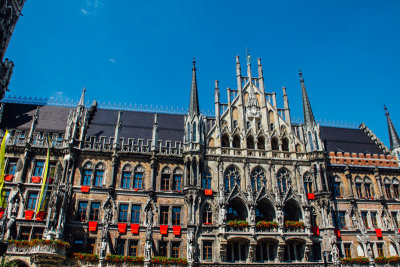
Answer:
[134,165,144,189]
[49,162,56,179]
[94,163,105,187]
[361,211,369,228]
[356,183,363,198]
[394,180,400,198]
[203,204,212,225]
[171,242,180,258]
[371,212,377,228]
[161,167,171,191]
[119,204,129,223]
[251,167,265,191]
[365,182,372,198]
[121,165,132,189]
[131,205,140,224]
[392,212,399,228]
[6,159,17,175]
[277,169,290,193]
[303,172,313,194]
[344,244,351,258]
[308,132,314,150]
[203,241,213,261]
[27,192,38,210]
[86,239,96,254]
[82,162,93,186]
[159,241,168,257]
[172,207,181,225]
[377,243,384,257]
[33,161,45,177]
[78,201,88,221]
[129,240,138,257]
[160,207,169,225]
[116,239,125,256]
[338,211,346,229]
[89,202,100,221]
[192,123,197,142]
[202,171,212,190]
[332,182,342,197]
[385,184,392,199]
[314,131,319,150]
[173,169,182,191]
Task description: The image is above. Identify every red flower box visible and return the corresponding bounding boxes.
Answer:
[118,223,127,234]
[204,189,213,196]
[25,210,34,220]
[36,211,46,221]
[131,223,139,234]
[31,176,41,183]
[203,223,212,225]
[80,186,90,193]
[311,226,320,236]
[0,208,4,218]
[307,193,315,200]
[334,229,341,237]
[89,221,98,231]
[375,228,382,238]
[173,226,181,236]
[4,175,13,182]
[160,225,168,235]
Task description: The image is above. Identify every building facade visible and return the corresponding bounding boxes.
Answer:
[0,0,26,100]
[0,55,399,266]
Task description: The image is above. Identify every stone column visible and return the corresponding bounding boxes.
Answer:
[345,165,354,198]
[374,167,384,199]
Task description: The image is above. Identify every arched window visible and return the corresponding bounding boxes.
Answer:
[308,132,314,151]
[277,169,290,193]
[393,178,399,199]
[82,162,93,186]
[271,137,279,151]
[303,172,313,194]
[203,204,212,225]
[173,168,183,191]
[224,166,240,191]
[227,199,247,221]
[247,135,255,149]
[121,164,132,189]
[332,175,342,197]
[256,200,275,222]
[251,167,265,191]
[355,176,363,198]
[186,123,190,142]
[161,167,171,191]
[94,162,105,187]
[232,134,241,148]
[364,177,373,199]
[282,138,289,152]
[384,178,392,199]
[202,170,212,190]
[133,165,144,190]
[221,134,229,148]
[314,131,319,150]
[257,136,265,150]
[193,123,197,142]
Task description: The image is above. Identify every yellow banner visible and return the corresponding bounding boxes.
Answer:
[36,135,50,213]
[0,130,10,205]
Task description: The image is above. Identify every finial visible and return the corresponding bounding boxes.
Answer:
[246,48,251,65]
[215,80,219,89]
[257,58,261,66]
[236,56,240,63]
[384,104,389,115]
[192,58,196,69]
[299,70,304,82]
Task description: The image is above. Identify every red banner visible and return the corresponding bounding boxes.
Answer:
[307,193,315,200]
[25,210,34,220]
[31,176,41,183]
[118,223,127,234]
[204,189,213,196]
[334,229,341,238]
[311,226,320,236]
[81,186,90,193]
[160,225,168,235]
[131,224,139,234]
[173,226,181,236]
[375,228,382,238]
[4,175,13,182]
[89,221,98,231]
[0,208,4,218]
[36,211,46,221]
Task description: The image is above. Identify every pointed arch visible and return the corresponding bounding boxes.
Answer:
[202,203,213,225]
[251,167,266,191]
[283,199,302,222]
[227,197,248,221]
[224,165,240,192]
[257,135,265,150]
[232,134,241,148]
[221,133,230,147]
[271,137,279,151]
[282,138,289,152]
[256,198,276,222]
[277,168,291,193]
[247,135,255,149]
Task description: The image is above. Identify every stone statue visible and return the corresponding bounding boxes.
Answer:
[304,208,311,226]
[187,229,195,262]
[219,204,226,224]
[144,233,152,261]
[249,206,255,224]
[146,206,153,227]
[367,244,373,260]
[277,208,283,225]
[331,243,340,264]
[352,213,359,229]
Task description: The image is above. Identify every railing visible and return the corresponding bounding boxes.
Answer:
[256,227,279,233]
[7,243,67,256]
[284,227,306,233]
[207,147,318,160]
[226,226,250,232]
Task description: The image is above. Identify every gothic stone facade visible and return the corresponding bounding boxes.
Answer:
[1,56,400,266]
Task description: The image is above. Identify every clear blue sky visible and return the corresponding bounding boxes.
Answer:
[5,0,400,147]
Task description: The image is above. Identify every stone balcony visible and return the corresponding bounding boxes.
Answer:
[7,243,67,266]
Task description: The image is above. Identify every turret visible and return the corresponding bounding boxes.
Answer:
[384,105,400,159]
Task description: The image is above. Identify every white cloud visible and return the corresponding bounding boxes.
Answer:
[81,0,103,15]
[50,91,64,100]
[80,8,88,15]
[109,58,117,64]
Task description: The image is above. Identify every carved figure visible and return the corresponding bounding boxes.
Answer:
[331,243,340,264]
[219,204,226,224]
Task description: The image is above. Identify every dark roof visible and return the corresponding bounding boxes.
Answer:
[0,103,70,132]
[320,126,384,154]
[86,109,184,143]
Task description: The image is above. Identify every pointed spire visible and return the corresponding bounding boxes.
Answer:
[151,114,159,152]
[78,87,86,107]
[299,71,315,127]
[385,105,400,149]
[246,48,252,79]
[189,59,200,116]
